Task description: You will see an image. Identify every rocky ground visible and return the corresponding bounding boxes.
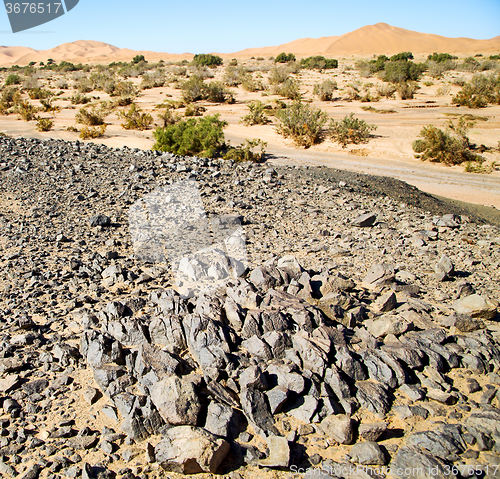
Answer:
[0,136,499,479]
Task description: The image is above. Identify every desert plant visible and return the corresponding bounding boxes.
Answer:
[300,56,338,70]
[28,88,52,100]
[460,57,480,72]
[0,88,21,113]
[75,104,108,126]
[375,84,397,99]
[241,75,264,92]
[241,100,270,126]
[223,65,248,86]
[17,100,38,121]
[397,81,420,99]
[35,117,54,131]
[412,118,482,165]
[56,78,69,89]
[205,82,234,103]
[427,53,457,63]
[223,139,267,162]
[152,114,227,158]
[452,72,500,108]
[330,113,377,148]
[141,70,166,89]
[192,54,223,67]
[275,101,328,148]
[75,77,94,93]
[5,73,21,85]
[118,104,154,130]
[79,124,107,140]
[436,84,451,96]
[157,107,180,127]
[70,93,91,105]
[132,55,146,64]
[313,79,338,101]
[40,98,60,115]
[382,61,426,83]
[273,78,301,100]
[275,53,296,63]
[184,104,205,117]
[268,66,290,85]
[181,75,207,102]
[390,52,414,62]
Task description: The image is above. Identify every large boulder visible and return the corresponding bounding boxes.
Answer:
[150,376,201,426]
[155,426,229,474]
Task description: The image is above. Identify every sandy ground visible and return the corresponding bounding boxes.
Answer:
[0,60,499,208]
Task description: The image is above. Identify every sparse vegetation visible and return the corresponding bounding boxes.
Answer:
[70,93,91,105]
[329,113,377,148]
[118,104,154,130]
[275,101,328,148]
[313,79,338,101]
[223,139,267,163]
[241,100,270,126]
[17,100,38,121]
[5,73,21,85]
[79,124,107,140]
[412,118,483,166]
[35,117,54,131]
[452,72,500,108]
[75,104,108,126]
[152,114,227,158]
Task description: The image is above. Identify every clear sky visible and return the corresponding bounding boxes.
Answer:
[0,0,499,53]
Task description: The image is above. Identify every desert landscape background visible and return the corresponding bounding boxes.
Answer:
[0,23,499,208]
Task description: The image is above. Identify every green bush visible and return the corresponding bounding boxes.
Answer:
[389,52,414,62]
[35,117,54,131]
[118,104,154,130]
[241,100,270,126]
[75,104,108,126]
[330,113,377,148]
[275,53,296,63]
[223,139,267,163]
[412,118,482,165]
[460,57,480,72]
[5,73,21,85]
[375,83,397,99]
[275,101,328,148]
[223,65,249,86]
[132,55,146,64]
[80,124,106,140]
[427,52,457,63]
[313,79,338,101]
[152,114,227,158]
[382,61,426,83]
[241,75,264,92]
[76,77,94,93]
[141,71,166,89]
[300,56,338,70]
[192,54,223,67]
[452,73,500,108]
[490,55,500,60]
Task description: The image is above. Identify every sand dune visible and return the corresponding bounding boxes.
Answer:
[237,23,500,57]
[1,23,499,66]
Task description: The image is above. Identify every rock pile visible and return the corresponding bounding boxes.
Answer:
[0,136,499,478]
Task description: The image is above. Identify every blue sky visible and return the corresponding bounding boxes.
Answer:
[0,0,499,53]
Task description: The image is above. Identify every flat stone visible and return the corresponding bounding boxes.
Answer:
[453,294,498,320]
[259,436,290,468]
[350,441,387,465]
[320,415,354,445]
